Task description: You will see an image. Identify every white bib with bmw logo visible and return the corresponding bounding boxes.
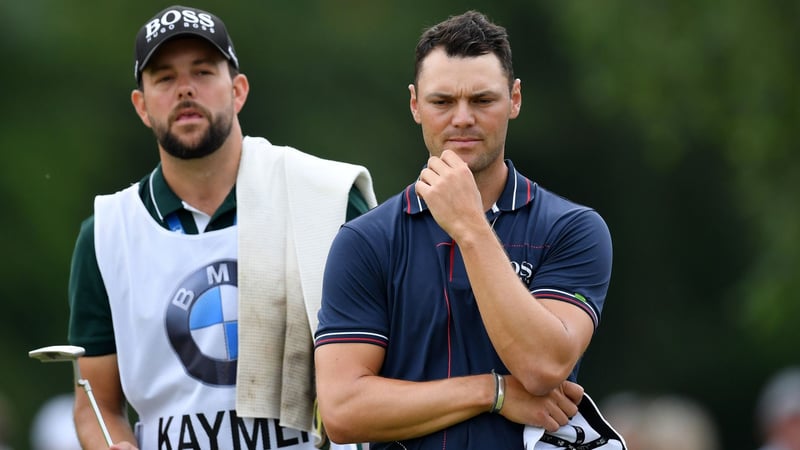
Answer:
[95,184,316,450]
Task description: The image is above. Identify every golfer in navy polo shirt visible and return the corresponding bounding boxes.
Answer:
[315,10,616,450]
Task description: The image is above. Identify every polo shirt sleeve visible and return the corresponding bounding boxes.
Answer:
[315,223,389,348]
[67,215,117,356]
[530,209,612,329]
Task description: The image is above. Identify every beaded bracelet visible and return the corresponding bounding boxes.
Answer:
[489,369,506,413]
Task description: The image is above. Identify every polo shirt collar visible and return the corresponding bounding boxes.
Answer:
[403,159,535,215]
[145,165,237,224]
[147,165,184,222]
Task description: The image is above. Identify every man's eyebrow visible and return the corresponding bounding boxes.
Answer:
[424,92,453,99]
[424,89,500,100]
[470,89,501,98]
[189,57,219,67]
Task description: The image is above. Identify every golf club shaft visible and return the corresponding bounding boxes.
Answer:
[80,378,114,447]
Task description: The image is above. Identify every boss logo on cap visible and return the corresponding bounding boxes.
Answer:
[144,9,216,42]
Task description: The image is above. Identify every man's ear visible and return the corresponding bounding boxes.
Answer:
[232,73,250,113]
[131,89,152,128]
[509,78,522,119]
[409,84,421,124]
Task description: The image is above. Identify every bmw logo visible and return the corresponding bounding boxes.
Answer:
[166,260,238,385]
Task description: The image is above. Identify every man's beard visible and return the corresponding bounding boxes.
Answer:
[152,102,233,160]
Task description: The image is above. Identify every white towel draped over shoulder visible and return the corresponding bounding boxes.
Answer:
[235,136,376,434]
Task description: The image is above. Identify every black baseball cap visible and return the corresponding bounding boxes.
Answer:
[134,5,239,83]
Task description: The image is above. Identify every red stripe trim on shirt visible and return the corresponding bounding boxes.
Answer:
[315,337,387,347]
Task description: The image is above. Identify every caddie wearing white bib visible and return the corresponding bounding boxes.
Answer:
[67,5,376,450]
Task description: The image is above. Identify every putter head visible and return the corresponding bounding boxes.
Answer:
[29,345,86,362]
[28,344,113,445]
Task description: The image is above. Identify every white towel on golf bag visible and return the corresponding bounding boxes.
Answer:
[524,393,626,449]
[236,136,376,448]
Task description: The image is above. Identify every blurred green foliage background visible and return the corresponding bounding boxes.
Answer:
[1,1,797,449]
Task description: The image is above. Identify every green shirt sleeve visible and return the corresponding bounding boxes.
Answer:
[346,185,371,221]
[67,215,116,356]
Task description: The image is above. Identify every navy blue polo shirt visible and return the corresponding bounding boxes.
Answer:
[315,160,613,450]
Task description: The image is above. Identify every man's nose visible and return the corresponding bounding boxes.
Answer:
[176,75,196,99]
[451,101,475,127]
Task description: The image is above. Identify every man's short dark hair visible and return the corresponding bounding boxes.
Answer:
[414,10,514,90]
